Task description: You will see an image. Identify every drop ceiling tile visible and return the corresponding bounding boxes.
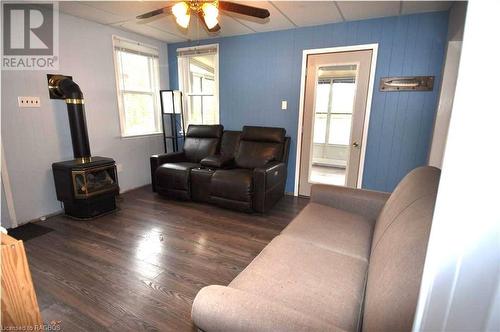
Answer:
[59,2,126,25]
[222,1,294,32]
[215,15,256,37]
[401,1,453,15]
[145,15,212,41]
[119,22,187,43]
[81,1,163,20]
[336,1,400,21]
[272,1,343,27]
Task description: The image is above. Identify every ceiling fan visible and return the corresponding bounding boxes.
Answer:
[136,1,270,33]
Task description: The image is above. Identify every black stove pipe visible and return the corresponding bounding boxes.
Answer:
[50,76,91,161]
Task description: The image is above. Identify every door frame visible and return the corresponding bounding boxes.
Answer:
[294,43,379,196]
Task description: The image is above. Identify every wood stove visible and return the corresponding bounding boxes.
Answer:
[49,75,119,219]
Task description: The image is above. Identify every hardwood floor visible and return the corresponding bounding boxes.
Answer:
[21,186,308,331]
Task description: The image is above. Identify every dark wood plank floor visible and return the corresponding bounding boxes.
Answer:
[21,186,308,331]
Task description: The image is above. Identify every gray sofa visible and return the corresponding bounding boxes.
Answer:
[191,166,441,331]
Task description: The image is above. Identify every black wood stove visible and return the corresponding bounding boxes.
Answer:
[49,75,119,219]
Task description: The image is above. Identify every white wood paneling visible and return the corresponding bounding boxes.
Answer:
[413,2,500,330]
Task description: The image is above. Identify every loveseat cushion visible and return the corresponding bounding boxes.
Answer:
[234,126,285,169]
[240,126,285,143]
[220,130,241,157]
[210,169,253,202]
[281,202,373,261]
[183,125,223,163]
[227,235,368,331]
[155,162,199,191]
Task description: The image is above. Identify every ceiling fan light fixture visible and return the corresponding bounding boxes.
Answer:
[172,2,189,18]
[202,3,219,29]
[172,2,190,28]
[176,13,190,28]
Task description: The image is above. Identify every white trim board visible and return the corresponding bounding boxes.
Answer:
[1,144,18,228]
[294,43,379,196]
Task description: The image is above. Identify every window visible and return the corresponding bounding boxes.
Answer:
[313,79,356,146]
[113,36,161,137]
[177,44,219,126]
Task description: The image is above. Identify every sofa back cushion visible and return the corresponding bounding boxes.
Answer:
[220,130,241,158]
[235,126,285,169]
[184,125,223,163]
[362,166,441,332]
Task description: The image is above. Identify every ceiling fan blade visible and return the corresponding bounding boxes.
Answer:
[136,5,173,19]
[198,12,221,33]
[218,1,270,19]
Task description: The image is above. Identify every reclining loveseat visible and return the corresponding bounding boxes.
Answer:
[150,125,290,213]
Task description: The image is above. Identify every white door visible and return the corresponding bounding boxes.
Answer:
[299,49,373,196]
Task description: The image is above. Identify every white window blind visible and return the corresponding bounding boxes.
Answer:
[113,36,161,137]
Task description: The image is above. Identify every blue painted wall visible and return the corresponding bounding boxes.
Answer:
[168,11,449,192]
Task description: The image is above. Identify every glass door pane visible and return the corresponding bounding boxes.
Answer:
[310,64,357,186]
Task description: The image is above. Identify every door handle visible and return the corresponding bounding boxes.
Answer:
[352,142,360,148]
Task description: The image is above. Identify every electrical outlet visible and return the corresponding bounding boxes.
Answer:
[116,163,123,172]
[281,100,287,110]
[18,96,40,108]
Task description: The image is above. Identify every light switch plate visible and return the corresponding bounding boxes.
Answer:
[281,100,287,110]
[18,96,40,108]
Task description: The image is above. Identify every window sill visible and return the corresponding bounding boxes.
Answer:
[121,132,163,139]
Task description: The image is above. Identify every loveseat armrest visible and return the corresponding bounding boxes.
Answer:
[311,184,390,221]
[253,161,287,213]
[192,285,335,332]
[150,152,186,192]
[200,154,235,169]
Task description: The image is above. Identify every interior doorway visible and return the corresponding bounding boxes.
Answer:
[296,45,377,196]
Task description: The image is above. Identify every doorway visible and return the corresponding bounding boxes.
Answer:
[296,45,377,196]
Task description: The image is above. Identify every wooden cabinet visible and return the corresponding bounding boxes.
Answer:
[1,233,43,328]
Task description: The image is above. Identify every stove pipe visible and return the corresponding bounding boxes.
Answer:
[50,76,91,161]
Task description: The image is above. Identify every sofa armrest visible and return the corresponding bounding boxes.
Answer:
[253,161,287,213]
[192,285,335,332]
[150,152,186,192]
[200,154,235,169]
[310,184,390,221]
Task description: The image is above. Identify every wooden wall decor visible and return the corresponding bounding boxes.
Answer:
[379,76,435,91]
[1,233,43,328]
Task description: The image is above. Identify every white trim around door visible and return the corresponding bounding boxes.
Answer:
[294,43,379,196]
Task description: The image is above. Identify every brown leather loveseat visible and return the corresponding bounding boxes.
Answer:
[150,125,290,213]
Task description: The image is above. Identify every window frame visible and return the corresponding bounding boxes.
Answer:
[177,43,219,126]
[112,35,162,138]
[313,78,356,146]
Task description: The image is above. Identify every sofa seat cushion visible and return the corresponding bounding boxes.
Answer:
[155,162,200,191]
[211,169,253,202]
[192,285,341,332]
[228,235,368,332]
[281,203,373,261]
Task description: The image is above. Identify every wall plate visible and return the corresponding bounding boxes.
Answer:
[18,96,41,108]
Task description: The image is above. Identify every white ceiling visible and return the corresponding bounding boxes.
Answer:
[59,1,454,43]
